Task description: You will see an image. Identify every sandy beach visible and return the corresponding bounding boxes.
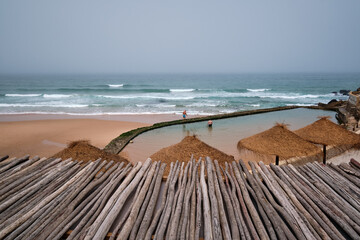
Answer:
[0,115,157,158]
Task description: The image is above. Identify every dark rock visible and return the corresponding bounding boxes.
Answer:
[328,99,338,104]
[339,89,350,95]
[332,91,338,95]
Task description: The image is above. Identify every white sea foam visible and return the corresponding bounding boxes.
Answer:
[0,103,87,108]
[247,88,270,92]
[170,89,195,92]
[253,93,335,99]
[187,102,218,107]
[43,94,72,98]
[108,84,124,88]
[98,95,195,100]
[5,94,42,97]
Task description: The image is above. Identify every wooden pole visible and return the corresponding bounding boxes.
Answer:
[323,145,326,164]
[276,155,279,165]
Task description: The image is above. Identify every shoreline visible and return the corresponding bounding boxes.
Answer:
[0,113,194,124]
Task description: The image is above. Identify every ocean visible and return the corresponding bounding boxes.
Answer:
[0,73,359,116]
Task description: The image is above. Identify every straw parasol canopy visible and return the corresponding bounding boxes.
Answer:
[53,140,130,165]
[237,124,321,160]
[294,117,360,146]
[150,135,235,176]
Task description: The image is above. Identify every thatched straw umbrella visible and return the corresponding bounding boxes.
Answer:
[237,124,321,165]
[294,117,360,163]
[150,135,235,176]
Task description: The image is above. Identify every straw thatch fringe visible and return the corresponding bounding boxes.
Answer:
[0,155,359,239]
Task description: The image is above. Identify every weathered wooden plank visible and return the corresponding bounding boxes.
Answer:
[200,160,213,240]
[69,164,131,240]
[88,159,151,240]
[47,162,122,240]
[0,155,29,174]
[154,162,181,240]
[222,164,249,240]
[117,162,157,240]
[0,161,94,239]
[0,156,39,181]
[287,164,360,239]
[144,161,176,240]
[274,165,341,240]
[231,161,266,240]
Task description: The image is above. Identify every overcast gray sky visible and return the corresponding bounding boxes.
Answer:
[0,0,359,74]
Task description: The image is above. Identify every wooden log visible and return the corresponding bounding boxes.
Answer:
[0,161,79,227]
[7,188,71,240]
[240,161,278,240]
[154,162,181,240]
[0,158,63,204]
[195,175,202,240]
[311,162,360,213]
[0,155,29,174]
[47,162,122,240]
[152,162,178,238]
[144,161,176,240]
[204,158,224,240]
[200,160,213,240]
[253,163,297,240]
[23,161,103,240]
[129,162,161,240]
[222,164,249,240]
[135,163,166,240]
[273,165,341,240]
[55,167,123,240]
[117,162,157,239]
[110,163,151,240]
[0,156,8,162]
[246,161,290,240]
[3,162,83,238]
[69,164,130,240]
[70,165,128,240]
[0,161,94,239]
[189,162,197,240]
[0,156,39,181]
[268,163,322,240]
[350,158,360,170]
[301,164,360,231]
[214,160,239,240]
[178,159,194,240]
[231,161,266,240]
[0,156,17,169]
[84,161,143,240]
[194,175,202,240]
[38,160,110,239]
[326,163,360,198]
[257,162,308,240]
[166,161,185,240]
[180,160,200,240]
[329,163,360,188]
[168,161,191,239]
[287,164,360,239]
[339,163,360,178]
[0,157,57,187]
[0,166,65,213]
[88,159,151,240]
